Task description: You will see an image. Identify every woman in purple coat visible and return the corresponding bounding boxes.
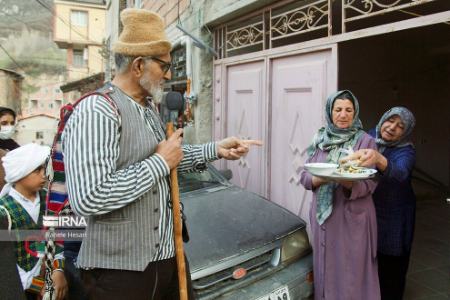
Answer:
[300,90,380,300]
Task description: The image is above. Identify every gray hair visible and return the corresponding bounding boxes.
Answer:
[114,53,137,74]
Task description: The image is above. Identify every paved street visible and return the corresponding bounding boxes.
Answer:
[404,182,450,299]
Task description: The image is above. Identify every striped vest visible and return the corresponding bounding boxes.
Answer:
[75,84,170,271]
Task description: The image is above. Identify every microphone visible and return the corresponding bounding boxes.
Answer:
[160,91,184,128]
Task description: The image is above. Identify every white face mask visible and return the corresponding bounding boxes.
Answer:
[0,125,16,140]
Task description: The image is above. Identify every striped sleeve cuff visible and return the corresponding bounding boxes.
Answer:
[144,153,170,179]
[29,276,45,293]
[52,258,65,270]
[203,142,219,162]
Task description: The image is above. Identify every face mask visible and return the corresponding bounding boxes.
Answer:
[0,125,16,140]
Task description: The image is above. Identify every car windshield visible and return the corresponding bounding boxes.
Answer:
[178,167,223,193]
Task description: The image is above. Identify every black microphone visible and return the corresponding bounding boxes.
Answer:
[166,91,184,111]
[161,91,184,130]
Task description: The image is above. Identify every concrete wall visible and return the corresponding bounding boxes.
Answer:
[339,24,450,187]
[16,115,59,146]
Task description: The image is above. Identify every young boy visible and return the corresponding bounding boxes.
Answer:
[0,143,67,300]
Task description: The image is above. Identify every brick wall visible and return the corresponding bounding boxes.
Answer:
[119,0,127,34]
[141,0,189,26]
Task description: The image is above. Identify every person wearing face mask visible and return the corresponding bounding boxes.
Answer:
[0,107,19,151]
[341,107,416,300]
[0,107,20,191]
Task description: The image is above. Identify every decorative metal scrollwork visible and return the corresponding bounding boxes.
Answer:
[344,0,436,18]
[271,0,329,40]
[226,22,264,51]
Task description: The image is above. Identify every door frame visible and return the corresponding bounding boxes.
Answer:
[213,43,338,198]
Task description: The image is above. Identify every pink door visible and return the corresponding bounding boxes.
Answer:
[224,61,266,196]
[270,50,336,224]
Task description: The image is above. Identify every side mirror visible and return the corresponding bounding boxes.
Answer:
[219,169,233,180]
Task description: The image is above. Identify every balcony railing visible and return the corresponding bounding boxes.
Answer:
[342,0,439,32]
[214,0,445,59]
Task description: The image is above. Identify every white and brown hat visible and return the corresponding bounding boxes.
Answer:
[112,8,172,57]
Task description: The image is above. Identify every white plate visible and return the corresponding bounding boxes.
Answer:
[254,285,290,300]
[334,168,377,178]
[304,163,338,176]
[309,168,377,181]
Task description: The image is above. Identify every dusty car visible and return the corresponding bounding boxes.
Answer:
[180,165,313,300]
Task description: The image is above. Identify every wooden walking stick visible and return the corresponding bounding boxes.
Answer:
[166,121,188,300]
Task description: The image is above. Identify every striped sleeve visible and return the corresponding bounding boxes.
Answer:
[61,95,170,217]
[177,142,218,174]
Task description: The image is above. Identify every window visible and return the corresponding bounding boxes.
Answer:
[55,100,62,109]
[31,100,38,109]
[36,132,44,139]
[73,49,86,68]
[49,103,53,109]
[71,10,88,27]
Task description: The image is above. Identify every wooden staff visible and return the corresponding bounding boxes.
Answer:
[166,122,188,300]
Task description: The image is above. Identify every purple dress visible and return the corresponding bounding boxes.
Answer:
[300,133,380,300]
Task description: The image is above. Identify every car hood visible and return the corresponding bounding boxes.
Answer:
[182,185,306,274]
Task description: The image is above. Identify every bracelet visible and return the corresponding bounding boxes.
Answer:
[52,258,65,270]
[52,268,64,274]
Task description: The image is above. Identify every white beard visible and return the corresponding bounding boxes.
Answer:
[139,71,164,104]
[150,85,164,104]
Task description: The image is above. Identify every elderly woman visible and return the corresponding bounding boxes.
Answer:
[342,107,416,300]
[300,90,380,300]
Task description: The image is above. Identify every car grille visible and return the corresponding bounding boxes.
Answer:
[193,249,277,297]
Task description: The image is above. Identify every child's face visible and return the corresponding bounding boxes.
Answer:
[16,165,47,194]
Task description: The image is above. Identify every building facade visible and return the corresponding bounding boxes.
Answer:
[0,68,24,115]
[15,114,59,146]
[23,82,64,118]
[53,0,107,102]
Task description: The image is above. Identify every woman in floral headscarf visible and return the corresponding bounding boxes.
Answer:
[342,107,416,300]
[300,90,380,300]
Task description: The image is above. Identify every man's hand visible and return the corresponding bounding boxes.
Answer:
[156,128,184,169]
[217,137,263,160]
[51,270,68,300]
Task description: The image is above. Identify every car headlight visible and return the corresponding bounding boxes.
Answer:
[281,229,311,263]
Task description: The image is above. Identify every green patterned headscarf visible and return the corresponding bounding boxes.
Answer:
[307,90,364,225]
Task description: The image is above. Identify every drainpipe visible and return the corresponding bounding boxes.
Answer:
[185,36,196,103]
[186,36,192,90]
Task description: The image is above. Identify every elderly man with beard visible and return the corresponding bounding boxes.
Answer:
[61,8,261,300]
